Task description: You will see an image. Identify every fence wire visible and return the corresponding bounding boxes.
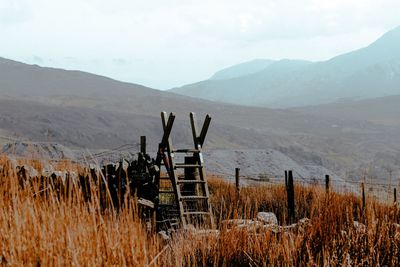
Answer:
[208,168,400,199]
[2,139,398,200]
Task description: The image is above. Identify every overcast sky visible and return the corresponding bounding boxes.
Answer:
[1,0,400,89]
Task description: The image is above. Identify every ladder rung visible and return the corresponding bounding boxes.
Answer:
[184,212,210,216]
[158,215,179,219]
[180,190,198,194]
[158,203,177,207]
[177,180,206,184]
[174,164,202,169]
[180,196,208,200]
[172,149,200,153]
[157,219,179,224]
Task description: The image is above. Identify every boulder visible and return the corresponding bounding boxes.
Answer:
[236,221,264,231]
[263,224,280,233]
[222,219,258,228]
[257,212,278,225]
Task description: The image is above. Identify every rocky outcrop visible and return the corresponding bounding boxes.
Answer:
[222,212,311,234]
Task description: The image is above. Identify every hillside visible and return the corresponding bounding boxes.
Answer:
[293,95,400,126]
[171,26,400,108]
[1,57,400,181]
[0,57,156,98]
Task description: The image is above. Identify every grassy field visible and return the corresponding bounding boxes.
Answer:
[0,156,399,266]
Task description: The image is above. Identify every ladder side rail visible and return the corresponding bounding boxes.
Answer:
[189,112,200,148]
[156,112,175,177]
[199,114,211,147]
[155,111,174,185]
[161,111,168,130]
[166,137,186,226]
[195,149,215,228]
[189,112,214,228]
[162,112,186,226]
[161,112,175,147]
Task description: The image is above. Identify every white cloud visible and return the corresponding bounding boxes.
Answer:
[0,0,33,24]
[0,0,399,89]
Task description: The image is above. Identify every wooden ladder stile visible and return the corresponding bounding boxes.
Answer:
[155,111,214,230]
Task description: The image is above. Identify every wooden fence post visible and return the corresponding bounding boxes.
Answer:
[361,182,366,210]
[235,167,240,196]
[287,170,295,223]
[285,170,288,190]
[140,136,146,154]
[325,175,330,193]
[394,188,397,203]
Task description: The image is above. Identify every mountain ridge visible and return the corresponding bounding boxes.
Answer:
[170,26,400,108]
[210,59,275,80]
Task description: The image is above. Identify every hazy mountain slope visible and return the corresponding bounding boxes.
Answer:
[0,98,281,151]
[0,57,164,98]
[209,59,274,80]
[0,56,358,135]
[1,56,400,181]
[171,59,312,106]
[0,57,342,147]
[293,95,400,126]
[171,26,400,108]
[325,25,400,73]
[2,95,400,182]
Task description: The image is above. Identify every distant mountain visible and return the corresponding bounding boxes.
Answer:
[171,59,312,106]
[210,59,274,80]
[171,26,400,108]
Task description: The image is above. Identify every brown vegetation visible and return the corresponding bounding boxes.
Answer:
[0,156,399,266]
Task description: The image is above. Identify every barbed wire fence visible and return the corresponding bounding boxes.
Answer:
[209,168,400,203]
[2,138,399,204]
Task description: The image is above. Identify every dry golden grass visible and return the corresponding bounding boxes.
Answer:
[0,156,399,266]
[0,156,161,266]
[192,178,400,266]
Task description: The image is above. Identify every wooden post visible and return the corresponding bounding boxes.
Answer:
[325,175,330,193]
[284,170,288,190]
[287,170,295,223]
[140,136,146,154]
[361,182,366,210]
[235,167,240,196]
[394,188,397,203]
